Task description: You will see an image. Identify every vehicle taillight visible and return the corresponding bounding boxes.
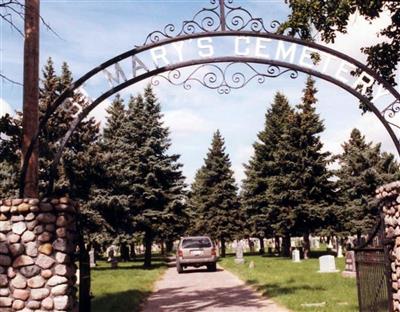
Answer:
[211,248,216,256]
[178,249,183,257]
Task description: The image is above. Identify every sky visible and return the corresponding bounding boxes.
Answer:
[1,0,399,186]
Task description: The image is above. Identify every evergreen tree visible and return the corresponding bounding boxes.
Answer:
[88,95,134,239]
[0,58,101,200]
[335,128,400,238]
[0,114,21,197]
[289,77,334,258]
[128,86,187,267]
[241,93,292,253]
[38,58,101,197]
[189,130,241,257]
[241,92,294,256]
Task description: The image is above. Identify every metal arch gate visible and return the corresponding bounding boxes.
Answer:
[354,216,394,312]
[18,0,400,311]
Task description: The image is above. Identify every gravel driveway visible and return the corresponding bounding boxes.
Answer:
[142,260,289,312]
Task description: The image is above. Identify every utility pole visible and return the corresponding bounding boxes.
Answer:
[22,0,40,198]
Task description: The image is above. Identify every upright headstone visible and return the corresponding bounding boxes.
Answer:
[342,251,356,277]
[315,238,320,249]
[318,255,339,273]
[327,241,333,250]
[249,260,255,269]
[234,240,245,264]
[337,245,344,258]
[89,248,96,268]
[292,249,301,262]
[107,245,118,268]
[310,237,316,249]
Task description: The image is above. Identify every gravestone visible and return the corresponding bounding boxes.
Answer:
[234,240,245,264]
[318,255,339,273]
[292,249,301,262]
[315,239,320,249]
[249,260,255,269]
[89,248,96,268]
[310,237,316,249]
[107,245,118,268]
[342,251,356,278]
[337,245,344,258]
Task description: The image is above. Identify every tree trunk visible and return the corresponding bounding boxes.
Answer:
[166,240,174,253]
[274,235,280,254]
[160,240,165,256]
[79,236,91,312]
[248,238,254,253]
[281,234,291,257]
[356,231,362,246]
[303,233,310,259]
[143,230,153,268]
[220,237,226,258]
[259,237,265,255]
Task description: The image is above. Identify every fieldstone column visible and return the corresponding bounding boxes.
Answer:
[376,182,400,311]
[0,197,78,311]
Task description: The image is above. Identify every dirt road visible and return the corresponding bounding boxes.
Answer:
[142,261,289,312]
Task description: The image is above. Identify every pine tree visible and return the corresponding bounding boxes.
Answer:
[289,77,334,258]
[0,114,21,198]
[37,58,101,196]
[128,86,187,267]
[89,95,134,237]
[189,130,241,257]
[241,92,294,253]
[335,128,400,238]
[242,92,294,256]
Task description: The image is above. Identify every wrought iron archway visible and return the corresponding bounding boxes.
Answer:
[21,0,400,197]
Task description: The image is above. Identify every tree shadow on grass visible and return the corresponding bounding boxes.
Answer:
[93,262,167,271]
[309,250,337,258]
[92,289,151,312]
[246,279,326,298]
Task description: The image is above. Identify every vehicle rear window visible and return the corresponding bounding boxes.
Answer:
[182,238,212,248]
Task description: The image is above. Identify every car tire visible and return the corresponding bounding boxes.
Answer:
[176,261,184,274]
[207,263,217,272]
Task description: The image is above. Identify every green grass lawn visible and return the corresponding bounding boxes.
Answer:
[220,254,358,312]
[91,259,167,312]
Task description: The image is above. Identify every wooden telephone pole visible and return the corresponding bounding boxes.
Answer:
[22,0,40,198]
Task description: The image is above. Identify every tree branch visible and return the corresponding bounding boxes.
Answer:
[0,73,22,86]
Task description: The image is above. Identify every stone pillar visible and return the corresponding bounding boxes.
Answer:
[376,182,400,312]
[0,197,78,311]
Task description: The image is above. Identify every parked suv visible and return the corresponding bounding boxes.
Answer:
[176,236,217,273]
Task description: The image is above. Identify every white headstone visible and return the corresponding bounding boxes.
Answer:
[315,239,320,249]
[76,268,80,285]
[292,249,301,262]
[318,255,339,273]
[337,245,344,258]
[234,240,245,264]
[327,241,333,250]
[89,249,96,268]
